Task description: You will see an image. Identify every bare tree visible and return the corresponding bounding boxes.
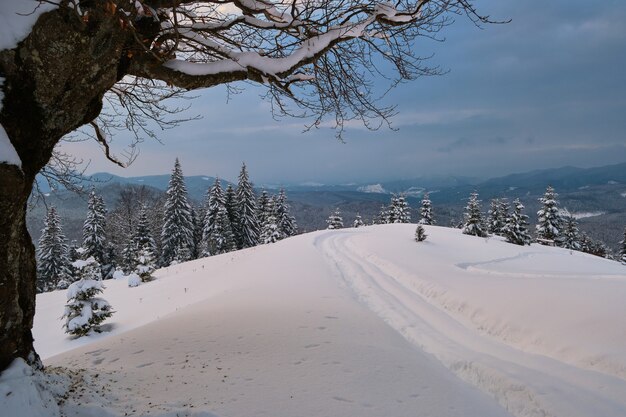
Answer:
[0,0,492,371]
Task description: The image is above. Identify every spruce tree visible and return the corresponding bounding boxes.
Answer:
[260,198,282,244]
[536,186,562,245]
[135,244,157,282]
[503,199,531,246]
[235,163,260,248]
[83,189,107,265]
[415,225,427,242]
[275,189,298,238]
[394,195,411,223]
[134,205,157,255]
[619,228,626,264]
[327,208,344,229]
[488,198,508,235]
[376,204,388,224]
[160,158,195,265]
[387,195,398,223]
[419,193,435,225]
[63,257,113,337]
[257,189,270,227]
[462,192,488,237]
[37,206,71,292]
[561,215,581,250]
[201,178,237,255]
[353,214,365,228]
[224,184,238,231]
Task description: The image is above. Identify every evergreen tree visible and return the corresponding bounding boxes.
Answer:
[260,198,282,244]
[191,206,203,259]
[160,158,195,265]
[326,208,344,229]
[207,206,238,254]
[387,195,398,223]
[488,198,509,235]
[619,228,626,264]
[419,193,435,225]
[275,189,298,238]
[353,214,365,228]
[135,244,156,282]
[224,184,238,231]
[134,205,157,255]
[392,194,411,223]
[561,215,581,250]
[62,257,113,337]
[201,178,237,255]
[257,189,270,227]
[536,186,562,245]
[503,199,531,246]
[235,163,260,248]
[376,204,389,224]
[415,225,427,242]
[462,192,488,237]
[83,189,107,264]
[37,206,71,292]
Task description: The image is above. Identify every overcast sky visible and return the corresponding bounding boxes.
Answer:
[61,0,626,184]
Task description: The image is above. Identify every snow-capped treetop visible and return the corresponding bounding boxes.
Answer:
[536,185,563,244]
[235,163,260,249]
[463,192,488,238]
[419,193,435,225]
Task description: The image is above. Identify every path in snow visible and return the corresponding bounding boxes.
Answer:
[316,226,626,417]
[44,228,511,417]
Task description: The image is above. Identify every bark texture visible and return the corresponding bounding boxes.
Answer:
[0,7,130,372]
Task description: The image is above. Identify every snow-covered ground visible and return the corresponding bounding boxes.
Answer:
[5,225,626,417]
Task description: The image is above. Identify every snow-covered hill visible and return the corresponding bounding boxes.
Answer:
[5,225,626,417]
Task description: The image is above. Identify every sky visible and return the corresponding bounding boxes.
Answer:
[60,0,626,185]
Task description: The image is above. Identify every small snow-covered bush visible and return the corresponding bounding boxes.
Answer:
[127,273,141,288]
[415,225,427,242]
[62,257,113,337]
[135,245,156,282]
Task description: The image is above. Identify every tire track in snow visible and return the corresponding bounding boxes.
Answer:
[315,231,626,417]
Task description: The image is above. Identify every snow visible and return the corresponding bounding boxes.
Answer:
[31,225,626,417]
[127,273,141,287]
[0,2,58,168]
[357,183,387,193]
[571,211,606,219]
[0,359,62,417]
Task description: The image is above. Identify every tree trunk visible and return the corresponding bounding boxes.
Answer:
[0,7,131,372]
[0,166,39,371]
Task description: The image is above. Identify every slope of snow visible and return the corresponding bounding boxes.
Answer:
[29,225,626,417]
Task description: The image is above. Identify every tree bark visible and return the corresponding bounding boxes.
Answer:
[0,7,130,372]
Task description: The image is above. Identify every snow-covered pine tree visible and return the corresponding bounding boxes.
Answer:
[462,192,488,237]
[135,244,156,282]
[62,256,113,337]
[353,214,365,228]
[389,194,411,223]
[619,228,626,264]
[83,189,107,265]
[387,195,398,223]
[235,163,260,249]
[536,186,563,246]
[327,208,344,229]
[503,199,531,246]
[207,206,238,254]
[191,206,203,259]
[260,198,282,244]
[415,225,427,242]
[561,215,581,250]
[257,189,270,227]
[37,206,71,292]
[275,189,298,238]
[160,158,196,265]
[419,193,435,225]
[201,178,231,256]
[487,198,508,235]
[224,184,238,231]
[376,204,389,224]
[134,205,157,256]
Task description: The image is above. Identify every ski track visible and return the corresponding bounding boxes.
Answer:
[315,231,626,417]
